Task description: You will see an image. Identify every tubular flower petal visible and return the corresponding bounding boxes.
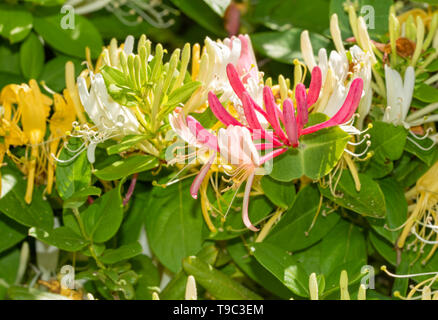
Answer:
[75,73,141,163]
[283,99,299,147]
[307,66,322,107]
[295,83,309,131]
[262,86,289,144]
[226,63,268,118]
[301,78,364,135]
[190,153,216,199]
[208,91,243,127]
[47,90,77,194]
[18,80,51,204]
[236,34,259,83]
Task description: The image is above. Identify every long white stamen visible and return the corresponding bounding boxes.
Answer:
[407,136,436,151]
[51,146,87,164]
[344,141,371,158]
[408,128,433,140]
[381,266,438,278]
[347,134,370,146]
[411,227,438,244]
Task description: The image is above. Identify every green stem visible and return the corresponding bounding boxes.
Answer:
[72,208,106,269]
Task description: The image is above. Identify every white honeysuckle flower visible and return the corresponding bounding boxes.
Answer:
[197,35,267,127]
[202,36,242,103]
[301,15,373,129]
[382,66,438,151]
[74,72,141,163]
[383,65,415,126]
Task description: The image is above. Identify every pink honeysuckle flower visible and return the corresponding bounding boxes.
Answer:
[235,34,259,84]
[217,125,287,231]
[168,111,219,199]
[300,78,363,135]
[208,90,282,147]
[169,111,219,152]
[210,62,363,150]
[261,77,364,147]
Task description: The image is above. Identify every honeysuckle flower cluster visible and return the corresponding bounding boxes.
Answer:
[2,2,438,301]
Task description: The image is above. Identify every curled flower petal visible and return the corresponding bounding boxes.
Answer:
[242,91,263,130]
[190,153,216,199]
[301,78,364,135]
[186,116,219,151]
[259,148,288,165]
[237,34,258,83]
[242,172,259,232]
[263,86,289,144]
[208,91,242,126]
[226,63,268,118]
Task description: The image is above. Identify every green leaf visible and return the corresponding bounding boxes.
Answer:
[256,219,367,297]
[63,186,102,209]
[56,138,91,200]
[203,0,231,17]
[131,255,160,300]
[0,249,20,299]
[39,55,82,92]
[34,14,103,59]
[170,0,226,36]
[160,244,218,300]
[145,180,204,273]
[252,242,309,297]
[0,214,27,253]
[164,81,202,107]
[319,170,386,218]
[368,121,407,163]
[93,155,159,181]
[0,4,33,43]
[260,175,296,209]
[363,157,393,179]
[100,242,143,264]
[227,239,294,299]
[182,255,262,300]
[393,154,429,188]
[19,32,44,80]
[253,0,329,33]
[106,135,150,156]
[368,178,407,243]
[0,45,21,75]
[302,220,367,296]
[207,194,274,240]
[252,29,331,64]
[0,162,53,230]
[265,185,340,251]
[28,226,88,252]
[414,83,438,103]
[269,113,350,181]
[119,190,150,248]
[404,137,438,166]
[191,106,218,129]
[0,72,25,90]
[82,188,124,243]
[23,0,65,5]
[8,286,70,300]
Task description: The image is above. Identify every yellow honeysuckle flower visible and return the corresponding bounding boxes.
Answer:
[46,89,77,194]
[398,160,438,264]
[0,84,27,195]
[18,80,51,204]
